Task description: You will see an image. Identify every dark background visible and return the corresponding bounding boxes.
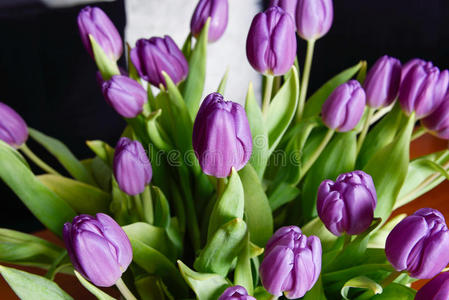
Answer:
[1,0,449,232]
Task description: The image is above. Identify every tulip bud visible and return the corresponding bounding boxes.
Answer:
[296,0,333,41]
[385,208,449,279]
[422,95,449,139]
[399,62,449,119]
[63,213,132,287]
[363,55,402,108]
[400,58,426,83]
[246,7,297,76]
[0,102,28,148]
[269,0,297,21]
[113,137,152,195]
[321,80,366,132]
[190,0,229,43]
[130,35,188,88]
[77,6,123,61]
[192,93,252,178]
[260,226,322,299]
[415,272,449,300]
[317,170,377,236]
[101,75,146,118]
[218,286,256,300]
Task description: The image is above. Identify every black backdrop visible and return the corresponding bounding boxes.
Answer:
[1,0,448,232]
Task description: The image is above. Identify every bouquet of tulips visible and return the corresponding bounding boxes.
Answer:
[1,0,449,299]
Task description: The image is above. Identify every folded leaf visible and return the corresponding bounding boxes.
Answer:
[89,34,120,80]
[85,140,115,166]
[341,276,382,300]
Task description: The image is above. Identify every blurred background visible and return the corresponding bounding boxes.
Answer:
[1,0,449,233]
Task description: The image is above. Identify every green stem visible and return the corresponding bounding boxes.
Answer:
[356,107,375,155]
[411,126,426,141]
[343,234,352,249]
[296,39,316,122]
[370,104,393,124]
[141,186,153,224]
[262,75,274,116]
[132,195,145,221]
[115,278,137,300]
[216,177,227,199]
[299,128,334,180]
[381,271,402,288]
[19,144,61,175]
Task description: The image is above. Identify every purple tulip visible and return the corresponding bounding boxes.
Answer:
[246,7,297,76]
[296,0,333,41]
[63,213,132,287]
[192,93,252,178]
[385,208,449,279]
[130,35,188,88]
[415,272,449,300]
[321,80,366,132]
[400,58,427,83]
[363,55,402,108]
[0,103,28,148]
[399,62,449,119]
[317,170,377,236]
[77,6,123,61]
[190,0,229,43]
[102,75,146,118]
[422,95,449,139]
[218,286,256,300]
[113,137,152,195]
[269,0,297,21]
[260,226,322,299]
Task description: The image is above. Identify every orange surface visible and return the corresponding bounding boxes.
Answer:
[0,132,447,298]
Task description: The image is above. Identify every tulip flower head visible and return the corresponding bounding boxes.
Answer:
[63,213,132,287]
[385,208,449,279]
[269,0,297,21]
[77,6,123,61]
[415,272,449,300]
[130,35,188,88]
[190,0,229,42]
[400,58,427,83]
[218,286,256,300]
[192,93,252,178]
[363,55,402,108]
[317,170,377,236]
[113,137,152,196]
[296,0,333,41]
[102,75,147,118]
[0,102,28,148]
[321,80,366,132]
[260,226,322,299]
[246,6,297,76]
[422,95,449,139]
[399,62,449,119]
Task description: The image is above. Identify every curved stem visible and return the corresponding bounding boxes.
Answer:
[381,271,402,288]
[116,278,137,300]
[299,129,334,181]
[356,107,375,155]
[19,144,61,175]
[411,126,426,141]
[296,39,316,122]
[262,75,274,116]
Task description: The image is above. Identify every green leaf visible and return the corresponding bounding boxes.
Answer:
[28,128,95,185]
[303,276,327,300]
[195,218,247,277]
[82,157,112,192]
[183,18,210,119]
[74,270,115,300]
[239,164,273,247]
[356,61,368,84]
[300,131,357,222]
[85,140,114,166]
[217,68,229,94]
[363,113,415,222]
[245,82,269,178]
[341,276,382,300]
[234,233,253,294]
[357,283,416,300]
[303,61,363,118]
[323,264,394,284]
[266,67,300,153]
[357,103,403,169]
[253,286,273,300]
[301,217,337,251]
[268,182,300,211]
[38,174,110,214]
[369,214,406,248]
[0,228,64,269]
[177,260,228,300]
[152,186,171,229]
[208,169,244,240]
[0,142,76,236]
[0,265,73,300]
[89,34,120,80]
[129,238,188,298]
[135,275,168,300]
